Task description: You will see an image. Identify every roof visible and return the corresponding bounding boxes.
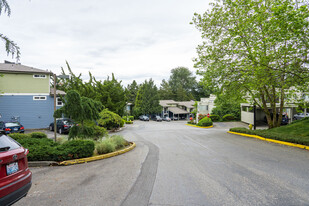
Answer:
[159,100,177,107]
[168,107,189,114]
[50,88,66,96]
[0,62,52,75]
[176,101,195,109]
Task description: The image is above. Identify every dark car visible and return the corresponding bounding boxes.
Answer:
[0,122,24,135]
[0,134,32,205]
[264,113,289,125]
[49,118,75,134]
[153,116,162,122]
[139,115,149,121]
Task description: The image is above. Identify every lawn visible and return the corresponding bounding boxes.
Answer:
[230,118,309,146]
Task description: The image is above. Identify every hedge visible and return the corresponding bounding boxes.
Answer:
[222,114,235,121]
[197,117,213,127]
[229,127,309,146]
[209,114,220,122]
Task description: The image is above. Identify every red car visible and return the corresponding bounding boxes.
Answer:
[0,135,32,205]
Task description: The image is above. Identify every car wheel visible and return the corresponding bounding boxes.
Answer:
[49,125,53,131]
[59,128,63,134]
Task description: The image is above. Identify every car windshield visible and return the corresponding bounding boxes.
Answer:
[5,122,20,127]
[63,120,74,125]
[0,135,21,152]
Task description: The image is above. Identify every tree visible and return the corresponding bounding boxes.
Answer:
[0,0,20,60]
[95,74,127,116]
[158,79,174,100]
[54,90,103,133]
[168,67,196,101]
[193,0,309,128]
[125,80,139,106]
[134,79,162,117]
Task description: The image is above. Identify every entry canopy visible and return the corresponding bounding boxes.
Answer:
[168,107,189,114]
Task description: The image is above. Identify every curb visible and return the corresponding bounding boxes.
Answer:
[59,142,136,166]
[186,124,213,129]
[228,131,309,151]
[28,161,59,167]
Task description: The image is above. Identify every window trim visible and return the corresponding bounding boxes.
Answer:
[56,97,63,106]
[33,74,46,79]
[33,96,47,101]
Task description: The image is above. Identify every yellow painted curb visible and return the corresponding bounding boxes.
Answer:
[228,131,309,151]
[186,124,213,129]
[59,142,136,166]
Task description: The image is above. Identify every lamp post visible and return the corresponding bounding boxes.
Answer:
[53,74,69,142]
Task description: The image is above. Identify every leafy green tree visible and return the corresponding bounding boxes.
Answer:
[0,0,20,60]
[98,109,124,130]
[54,90,104,137]
[168,67,196,101]
[192,0,309,128]
[134,79,162,117]
[95,74,127,116]
[125,80,139,106]
[158,79,174,100]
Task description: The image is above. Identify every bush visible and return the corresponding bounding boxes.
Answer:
[96,141,116,154]
[209,114,220,122]
[122,116,134,121]
[197,117,213,127]
[69,121,107,140]
[8,133,31,141]
[30,132,47,139]
[98,109,123,130]
[58,140,95,160]
[125,121,133,124]
[198,114,206,121]
[110,135,128,149]
[222,114,235,121]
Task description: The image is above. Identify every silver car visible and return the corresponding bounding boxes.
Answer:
[293,113,309,120]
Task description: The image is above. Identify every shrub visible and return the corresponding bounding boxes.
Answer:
[222,114,235,121]
[197,117,213,127]
[122,116,134,121]
[198,114,206,121]
[98,109,123,130]
[110,135,128,149]
[58,140,95,160]
[30,132,47,139]
[8,133,31,141]
[69,121,107,140]
[209,114,220,122]
[96,140,116,154]
[125,121,133,124]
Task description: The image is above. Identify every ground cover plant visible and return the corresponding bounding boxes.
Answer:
[95,135,129,155]
[230,118,309,146]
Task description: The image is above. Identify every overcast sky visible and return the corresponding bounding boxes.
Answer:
[0,0,210,86]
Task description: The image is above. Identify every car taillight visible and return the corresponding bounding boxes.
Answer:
[5,128,11,131]
[24,148,29,155]
[64,125,68,128]
[20,127,24,130]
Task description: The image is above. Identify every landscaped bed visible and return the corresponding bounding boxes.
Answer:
[8,132,130,162]
[229,118,309,146]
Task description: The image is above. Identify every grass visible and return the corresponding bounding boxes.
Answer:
[230,118,309,146]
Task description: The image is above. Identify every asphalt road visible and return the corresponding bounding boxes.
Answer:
[16,121,309,206]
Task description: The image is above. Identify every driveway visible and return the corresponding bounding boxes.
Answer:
[16,121,309,206]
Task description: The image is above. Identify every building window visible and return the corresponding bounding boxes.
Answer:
[33,96,47,100]
[57,97,63,106]
[33,74,46,78]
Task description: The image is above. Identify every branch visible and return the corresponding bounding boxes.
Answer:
[0,33,20,60]
[0,0,10,16]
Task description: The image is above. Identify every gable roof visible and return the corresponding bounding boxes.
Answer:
[0,62,52,75]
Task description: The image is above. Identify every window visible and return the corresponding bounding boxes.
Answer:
[33,96,47,100]
[57,97,63,106]
[33,74,46,78]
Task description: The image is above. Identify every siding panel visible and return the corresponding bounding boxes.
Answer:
[0,95,61,129]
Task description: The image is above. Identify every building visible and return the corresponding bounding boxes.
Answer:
[159,100,195,119]
[0,61,64,129]
[197,94,216,115]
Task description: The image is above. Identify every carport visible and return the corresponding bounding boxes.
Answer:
[168,107,190,120]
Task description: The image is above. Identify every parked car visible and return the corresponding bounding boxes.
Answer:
[0,134,32,205]
[0,121,24,135]
[153,116,162,122]
[293,113,309,120]
[263,113,289,125]
[171,116,178,121]
[162,117,171,122]
[49,118,75,134]
[139,115,149,121]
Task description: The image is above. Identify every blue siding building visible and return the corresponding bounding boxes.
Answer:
[0,62,64,129]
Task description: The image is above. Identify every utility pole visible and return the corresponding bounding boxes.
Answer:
[53,74,57,142]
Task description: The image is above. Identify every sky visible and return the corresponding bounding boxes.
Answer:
[0,0,210,86]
